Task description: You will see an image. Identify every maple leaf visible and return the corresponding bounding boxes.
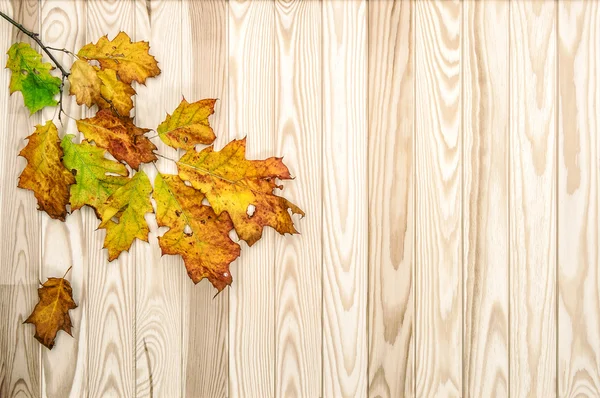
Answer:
[18,120,75,221]
[76,109,157,170]
[61,134,129,217]
[97,68,136,116]
[77,31,160,85]
[68,59,102,108]
[157,98,217,149]
[25,276,77,349]
[6,42,61,114]
[154,173,240,291]
[99,170,153,261]
[177,138,304,246]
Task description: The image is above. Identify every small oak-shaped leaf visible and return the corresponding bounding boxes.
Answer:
[157,98,216,149]
[61,134,129,217]
[18,120,75,221]
[6,42,61,114]
[25,276,77,349]
[97,68,135,116]
[68,59,102,108]
[177,138,304,246]
[99,170,153,261]
[76,109,157,170]
[154,173,241,291]
[77,31,160,84]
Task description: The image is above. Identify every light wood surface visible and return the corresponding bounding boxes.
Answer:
[0,1,599,397]
[322,1,368,397]
[558,1,600,396]
[182,1,230,397]
[415,0,462,396]
[509,1,558,396]
[367,1,414,397]
[274,1,322,397]
[462,1,509,397]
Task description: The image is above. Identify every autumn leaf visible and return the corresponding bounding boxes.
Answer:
[157,98,216,149]
[154,173,240,291]
[25,276,77,349]
[76,109,157,170]
[177,138,304,246]
[99,170,153,261]
[68,59,102,108]
[97,68,135,116]
[18,120,75,221]
[77,31,160,84]
[61,134,129,217]
[6,42,61,114]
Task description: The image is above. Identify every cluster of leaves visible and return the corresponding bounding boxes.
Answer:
[8,31,303,349]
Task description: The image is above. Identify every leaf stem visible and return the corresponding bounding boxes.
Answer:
[62,265,73,279]
[0,11,70,77]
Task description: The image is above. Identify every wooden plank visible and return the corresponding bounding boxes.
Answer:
[85,2,136,396]
[134,1,184,396]
[509,1,557,396]
[367,1,414,397]
[181,1,229,396]
[274,1,321,397]
[322,0,368,396]
[0,1,41,397]
[227,1,275,396]
[462,1,509,397]
[414,0,462,396]
[39,1,87,396]
[557,1,600,395]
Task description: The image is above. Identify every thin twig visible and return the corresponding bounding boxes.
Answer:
[0,11,70,77]
[46,46,78,59]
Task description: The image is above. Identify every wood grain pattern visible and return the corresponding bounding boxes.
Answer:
[462,1,509,397]
[274,1,321,397]
[509,1,557,397]
[322,1,368,397]
[181,1,230,396]
[367,1,414,397]
[0,1,41,397]
[414,1,462,396]
[134,0,184,396]
[39,1,87,396]
[85,2,136,396]
[558,1,600,396]
[228,1,275,396]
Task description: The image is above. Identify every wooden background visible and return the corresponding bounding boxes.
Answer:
[0,0,598,397]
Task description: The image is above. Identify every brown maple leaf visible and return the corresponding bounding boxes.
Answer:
[25,275,77,349]
[18,120,75,221]
[177,138,304,246]
[154,173,241,291]
[76,109,157,170]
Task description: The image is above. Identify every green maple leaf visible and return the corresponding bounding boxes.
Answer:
[6,42,61,114]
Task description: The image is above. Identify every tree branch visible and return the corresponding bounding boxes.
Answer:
[0,11,70,77]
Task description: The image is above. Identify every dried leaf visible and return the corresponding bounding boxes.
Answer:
[154,173,240,291]
[18,120,75,221]
[76,109,157,170]
[100,170,153,261]
[77,31,160,84]
[177,138,304,246]
[25,276,77,349]
[61,134,129,217]
[157,98,216,149]
[6,42,61,114]
[68,59,102,108]
[97,68,136,116]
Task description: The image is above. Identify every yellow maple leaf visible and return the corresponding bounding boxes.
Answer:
[68,59,102,108]
[154,173,241,291]
[18,120,75,221]
[177,138,304,246]
[97,68,136,116]
[77,31,160,84]
[25,276,77,349]
[99,170,153,261]
[157,98,217,149]
[76,109,157,170]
